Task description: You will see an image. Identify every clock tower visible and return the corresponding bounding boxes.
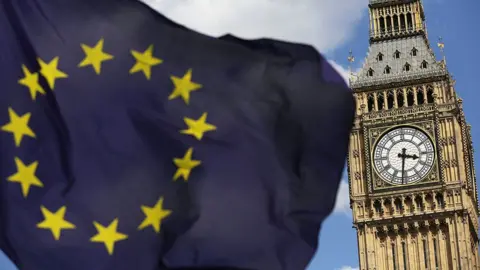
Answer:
[347,0,480,269]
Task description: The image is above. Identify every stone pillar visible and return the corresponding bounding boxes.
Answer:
[397,13,401,34]
[421,193,426,211]
[422,85,428,104]
[358,226,367,268]
[372,11,378,35]
[413,88,418,105]
[383,91,388,110]
[394,89,399,109]
[459,215,472,269]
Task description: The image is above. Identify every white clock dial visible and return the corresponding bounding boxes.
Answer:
[372,126,435,185]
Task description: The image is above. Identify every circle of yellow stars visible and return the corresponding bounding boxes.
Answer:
[2,37,217,255]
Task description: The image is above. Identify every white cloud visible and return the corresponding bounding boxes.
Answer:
[140,0,368,87]
[333,180,350,214]
[328,60,350,84]
[336,266,359,270]
[140,0,368,53]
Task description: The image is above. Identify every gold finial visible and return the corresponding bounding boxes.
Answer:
[348,49,355,63]
[437,36,446,65]
[347,49,355,78]
[437,36,445,51]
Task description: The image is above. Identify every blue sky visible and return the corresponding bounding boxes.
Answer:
[1,0,478,269]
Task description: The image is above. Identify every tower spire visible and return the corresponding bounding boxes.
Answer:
[348,1,479,270]
[350,0,447,90]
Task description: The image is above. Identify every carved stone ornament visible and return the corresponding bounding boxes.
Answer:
[442,160,450,168]
[451,159,458,167]
[376,178,384,187]
[439,138,447,146]
[355,172,361,180]
[448,136,456,145]
[353,150,360,158]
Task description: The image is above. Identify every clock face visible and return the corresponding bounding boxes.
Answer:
[372,126,435,185]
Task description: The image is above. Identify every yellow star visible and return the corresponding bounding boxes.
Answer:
[129,45,163,80]
[173,147,201,182]
[181,112,217,140]
[78,38,114,75]
[90,218,128,255]
[7,157,43,198]
[37,206,76,240]
[1,107,35,147]
[169,69,202,104]
[18,65,45,100]
[38,57,68,90]
[138,197,172,233]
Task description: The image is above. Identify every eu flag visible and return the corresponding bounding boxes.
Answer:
[0,0,355,269]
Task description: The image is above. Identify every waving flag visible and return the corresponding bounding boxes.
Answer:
[0,0,354,269]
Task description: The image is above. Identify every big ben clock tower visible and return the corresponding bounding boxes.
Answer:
[347,0,480,269]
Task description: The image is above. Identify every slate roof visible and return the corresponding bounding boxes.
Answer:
[350,35,446,89]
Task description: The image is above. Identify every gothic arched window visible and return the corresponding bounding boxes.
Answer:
[406,89,415,106]
[411,47,418,56]
[393,14,399,33]
[368,94,375,111]
[386,15,392,32]
[377,92,385,110]
[404,196,413,213]
[421,60,428,69]
[415,196,423,211]
[394,198,403,212]
[417,87,425,105]
[436,193,445,208]
[404,62,411,72]
[400,14,406,30]
[394,50,401,59]
[406,13,413,30]
[374,200,382,214]
[367,68,374,77]
[387,91,395,109]
[396,89,404,107]
[377,52,384,61]
[384,65,391,74]
[380,17,386,34]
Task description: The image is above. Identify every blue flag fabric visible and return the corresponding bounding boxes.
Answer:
[0,0,355,269]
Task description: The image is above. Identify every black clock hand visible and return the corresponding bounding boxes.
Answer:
[398,148,407,184]
[397,148,419,184]
[405,153,418,160]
